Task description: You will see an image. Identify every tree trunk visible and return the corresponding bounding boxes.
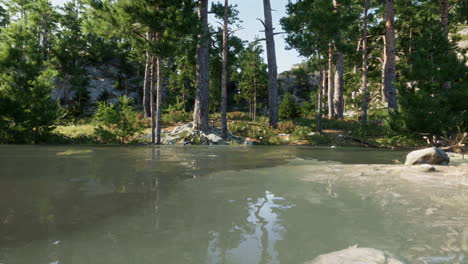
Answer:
[384,0,398,112]
[150,52,156,144]
[361,0,369,126]
[332,0,344,120]
[381,34,387,102]
[193,0,210,132]
[334,52,344,119]
[317,51,323,134]
[221,0,229,140]
[262,0,279,127]
[441,0,451,89]
[253,77,257,121]
[155,33,163,145]
[143,33,152,118]
[441,0,449,35]
[327,42,335,119]
[323,70,328,111]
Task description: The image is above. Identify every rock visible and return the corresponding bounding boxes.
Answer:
[405,147,450,165]
[305,247,404,264]
[205,133,225,144]
[418,164,436,172]
[161,122,246,145]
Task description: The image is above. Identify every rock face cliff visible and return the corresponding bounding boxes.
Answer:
[278,67,319,104]
[52,57,142,113]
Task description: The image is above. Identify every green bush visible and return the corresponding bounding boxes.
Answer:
[300,101,316,118]
[279,93,300,120]
[309,134,332,145]
[163,110,192,124]
[291,126,312,140]
[228,121,276,144]
[93,96,144,144]
[277,121,295,133]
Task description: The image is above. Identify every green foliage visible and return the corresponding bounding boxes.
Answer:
[162,111,192,124]
[93,96,144,143]
[279,93,301,120]
[308,134,332,145]
[291,126,312,140]
[391,14,468,140]
[277,121,295,133]
[234,41,268,114]
[228,121,277,144]
[0,2,64,143]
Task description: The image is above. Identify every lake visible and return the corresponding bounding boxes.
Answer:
[0,145,467,264]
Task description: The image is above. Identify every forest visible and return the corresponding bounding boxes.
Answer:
[0,0,466,147]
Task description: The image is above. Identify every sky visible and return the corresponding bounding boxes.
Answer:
[50,0,303,73]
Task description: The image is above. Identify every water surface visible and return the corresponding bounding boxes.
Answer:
[0,146,466,264]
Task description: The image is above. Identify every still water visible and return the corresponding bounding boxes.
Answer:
[0,145,467,264]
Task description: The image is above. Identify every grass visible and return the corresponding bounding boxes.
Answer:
[54,124,96,138]
[50,112,430,148]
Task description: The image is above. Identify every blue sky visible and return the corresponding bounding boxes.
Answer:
[51,0,303,73]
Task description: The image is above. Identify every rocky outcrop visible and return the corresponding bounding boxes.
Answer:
[305,247,404,264]
[162,122,247,145]
[405,147,450,165]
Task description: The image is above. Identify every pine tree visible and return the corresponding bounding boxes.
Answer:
[235,42,268,120]
[87,0,196,143]
[193,0,210,132]
[383,0,397,112]
[261,0,279,127]
[0,0,63,143]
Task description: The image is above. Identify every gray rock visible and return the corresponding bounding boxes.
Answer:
[405,147,450,165]
[161,122,245,145]
[305,247,404,264]
[418,164,437,172]
[205,133,225,144]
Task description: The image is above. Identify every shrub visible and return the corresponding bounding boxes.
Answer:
[277,121,295,133]
[291,126,312,140]
[93,96,145,144]
[162,110,192,124]
[228,121,276,144]
[228,111,251,121]
[309,134,332,145]
[279,93,300,120]
[300,101,316,118]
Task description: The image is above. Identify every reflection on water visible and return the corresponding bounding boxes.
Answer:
[0,145,466,264]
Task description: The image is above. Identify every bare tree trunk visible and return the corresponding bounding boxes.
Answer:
[334,52,344,119]
[328,42,335,119]
[193,0,210,132]
[262,0,279,127]
[332,0,344,120]
[317,50,323,134]
[155,33,163,145]
[441,0,451,89]
[381,34,387,102]
[323,70,328,111]
[221,0,229,140]
[384,0,398,112]
[441,0,449,35]
[143,33,152,117]
[150,52,156,144]
[253,77,257,121]
[361,0,369,126]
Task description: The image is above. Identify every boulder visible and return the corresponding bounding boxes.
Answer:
[305,247,404,264]
[161,122,246,145]
[405,147,450,165]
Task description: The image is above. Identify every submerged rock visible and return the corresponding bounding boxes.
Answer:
[405,147,450,165]
[305,247,404,264]
[162,122,246,145]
